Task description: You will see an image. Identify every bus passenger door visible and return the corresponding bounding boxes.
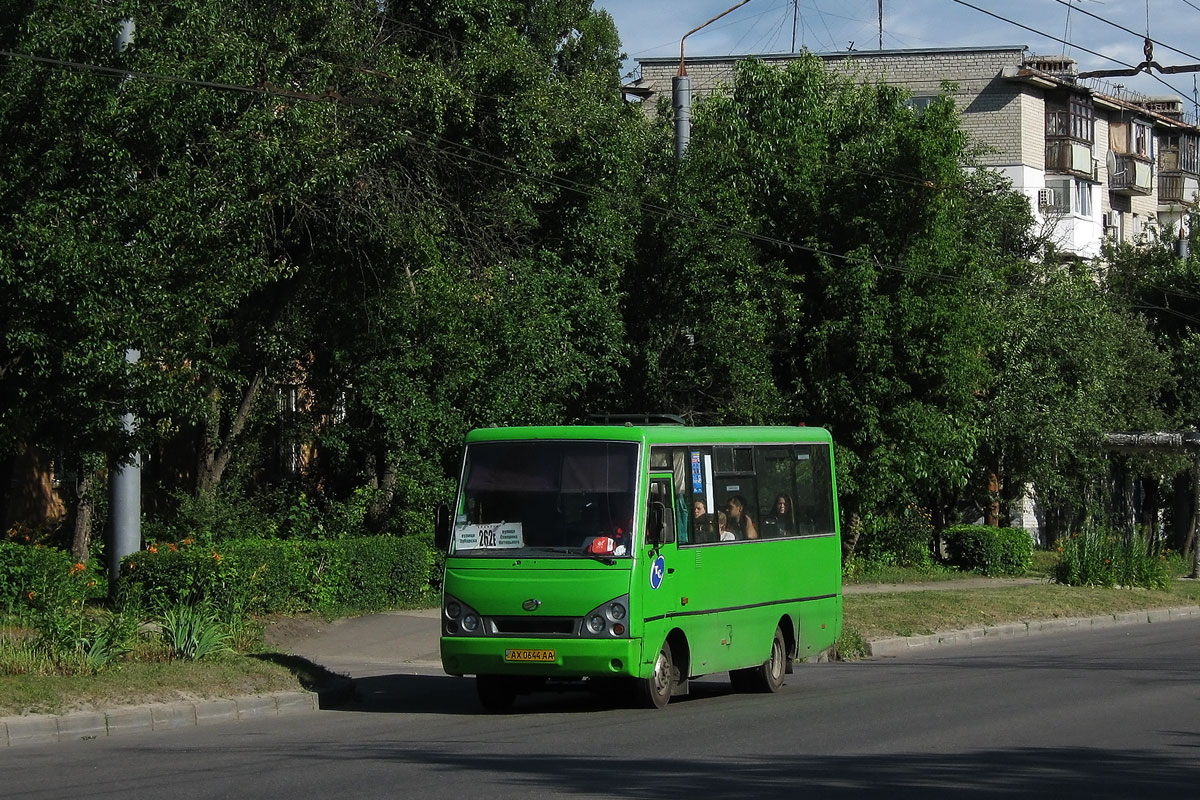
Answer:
[644,475,681,622]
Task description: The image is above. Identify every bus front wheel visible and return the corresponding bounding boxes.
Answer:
[639,640,676,709]
[476,674,517,713]
[730,626,786,693]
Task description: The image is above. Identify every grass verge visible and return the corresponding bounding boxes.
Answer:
[0,653,307,717]
[842,578,1200,644]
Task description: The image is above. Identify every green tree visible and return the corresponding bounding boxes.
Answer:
[627,57,996,522]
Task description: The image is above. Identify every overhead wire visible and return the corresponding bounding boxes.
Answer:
[1049,0,1200,62]
[948,0,1193,98]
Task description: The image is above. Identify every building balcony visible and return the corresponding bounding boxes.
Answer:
[1159,173,1200,205]
[1045,139,1094,178]
[1108,153,1152,196]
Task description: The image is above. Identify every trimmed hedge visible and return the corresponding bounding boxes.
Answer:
[119,535,437,614]
[942,525,1033,577]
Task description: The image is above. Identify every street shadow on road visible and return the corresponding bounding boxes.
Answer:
[333,672,746,716]
[301,741,1200,798]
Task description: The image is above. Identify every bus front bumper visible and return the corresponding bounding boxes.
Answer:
[441,637,644,679]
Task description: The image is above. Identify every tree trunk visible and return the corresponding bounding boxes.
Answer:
[843,512,863,561]
[1187,458,1200,579]
[196,369,266,496]
[70,467,100,564]
[985,468,1000,527]
[367,452,399,532]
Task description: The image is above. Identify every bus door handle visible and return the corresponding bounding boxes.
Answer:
[667,567,675,574]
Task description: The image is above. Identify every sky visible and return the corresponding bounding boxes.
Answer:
[593,0,1200,112]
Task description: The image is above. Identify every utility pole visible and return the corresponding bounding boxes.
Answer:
[791,0,799,54]
[878,0,884,50]
[674,0,752,159]
[109,18,142,587]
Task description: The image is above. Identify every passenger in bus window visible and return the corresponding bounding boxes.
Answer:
[717,511,735,541]
[762,494,795,538]
[692,499,715,543]
[726,495,759,539]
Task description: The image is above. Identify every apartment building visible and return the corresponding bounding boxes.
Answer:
[625,45,1200,259]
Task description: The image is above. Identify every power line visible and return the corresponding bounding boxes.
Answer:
[949,0,1140,71]
[1049,0,1200,62]
[948,0,1193,99]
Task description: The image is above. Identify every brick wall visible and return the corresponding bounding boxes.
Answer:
[635,48,1030,166]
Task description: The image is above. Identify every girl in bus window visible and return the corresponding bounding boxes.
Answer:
[725,495,759,539]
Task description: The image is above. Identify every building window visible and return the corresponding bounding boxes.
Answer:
[1046,95,1094,143]
[1133,121,1152,158]
[1075,179,1092,217]
[906,95,936,114]
[1161,133,1199,174]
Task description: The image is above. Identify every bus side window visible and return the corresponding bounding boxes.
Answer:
[648,477,676,545]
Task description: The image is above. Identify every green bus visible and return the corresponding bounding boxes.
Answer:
[434,421,842,710]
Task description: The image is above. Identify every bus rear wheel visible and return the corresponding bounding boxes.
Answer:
[730,626,786,693]
[638,640,675,709]
[476,674,517,713]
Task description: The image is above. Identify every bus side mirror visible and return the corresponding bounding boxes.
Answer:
[435,502,451,551]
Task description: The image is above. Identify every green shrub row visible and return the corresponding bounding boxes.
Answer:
[119,535,439,615]
[942,525,1033,577]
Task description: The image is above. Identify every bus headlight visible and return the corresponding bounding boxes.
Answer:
[581,595,630,638]
[443,595,483,636]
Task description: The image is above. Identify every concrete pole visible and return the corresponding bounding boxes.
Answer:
[109,19,141,585]
[673,75,691,160]
[674,1,751,161]
[109,349,142,583]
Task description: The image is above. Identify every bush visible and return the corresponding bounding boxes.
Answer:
[0,541,103,620]
[943,525,1033,577]
[119,535,437,615]
[854,505,935,569]
[1054,526,1170,590]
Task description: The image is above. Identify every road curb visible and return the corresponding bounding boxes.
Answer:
[867,604,1200,657]
[0,683,347,748]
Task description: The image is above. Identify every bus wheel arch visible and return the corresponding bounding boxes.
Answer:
[638,629,689,709]
[730,624,787,693]
[778,614,797,675]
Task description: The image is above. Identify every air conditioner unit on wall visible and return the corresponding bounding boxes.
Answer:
[1037,188,1055,208]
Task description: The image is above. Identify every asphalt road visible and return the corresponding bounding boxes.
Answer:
[4,618,1199,799]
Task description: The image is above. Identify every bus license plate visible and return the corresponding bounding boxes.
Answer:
[504,648,555,663]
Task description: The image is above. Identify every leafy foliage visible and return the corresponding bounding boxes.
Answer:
[1054,526,1171,590]
[942,524,1033,577]
[119,534,437,614]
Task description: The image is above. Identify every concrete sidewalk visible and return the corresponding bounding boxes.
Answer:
[5,578,1199,747]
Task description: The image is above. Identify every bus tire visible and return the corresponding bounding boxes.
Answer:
[639,640,675,709]
[730,626,787,693]
[476,674,517,713]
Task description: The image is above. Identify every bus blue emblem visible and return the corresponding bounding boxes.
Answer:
[649,556,666,590]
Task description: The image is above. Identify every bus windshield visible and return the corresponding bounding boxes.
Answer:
[451,440,639,558]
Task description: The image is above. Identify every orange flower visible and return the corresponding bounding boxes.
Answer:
[182,537,195,546]
[27,590,35,600]
[169,543,178,552]
[70,562,86,574]
[147,544,158,554]
[212,551,222,562]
